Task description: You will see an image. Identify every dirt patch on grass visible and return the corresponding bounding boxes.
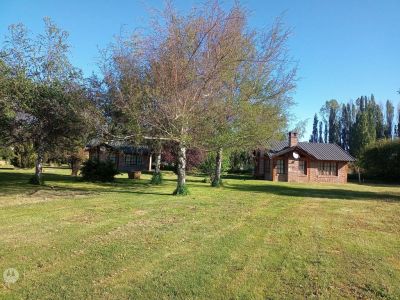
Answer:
[133,209,147,216]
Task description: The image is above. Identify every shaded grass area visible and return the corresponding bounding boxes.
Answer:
[0,168,400,299]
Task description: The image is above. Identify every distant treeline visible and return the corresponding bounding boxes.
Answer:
[309,95,400,157]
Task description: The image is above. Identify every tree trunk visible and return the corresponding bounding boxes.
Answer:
[155,152,161,174]
[34,152,43,184]
[174,144,187,195]
[357,166,361,183]
[71,159,81,176]
[212,148,223,187]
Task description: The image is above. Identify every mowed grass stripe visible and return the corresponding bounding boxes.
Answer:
[0,168,400,299]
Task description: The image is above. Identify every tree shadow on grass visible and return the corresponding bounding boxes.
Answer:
[0,170,171,197]
[224,181,400,202]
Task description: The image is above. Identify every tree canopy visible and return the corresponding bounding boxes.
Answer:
[98,2,296,193]
[0,18,96,183]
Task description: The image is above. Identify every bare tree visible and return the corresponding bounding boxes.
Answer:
[103,2,269,194]
[101,1,296,193]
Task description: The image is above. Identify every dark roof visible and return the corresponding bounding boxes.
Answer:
[86,139,150,155]
[266,140,355,162]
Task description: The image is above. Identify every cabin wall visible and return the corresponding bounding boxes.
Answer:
[308,161,348,184]
[88,147,151,172]
[255,151,348,184]
[287,156,310,183]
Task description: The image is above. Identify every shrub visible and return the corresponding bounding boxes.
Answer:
[199,152,230,183]
[80,159,119,182]
[150,172,163,185]
[173,184,190,196]
[161,142,206,173]
[359,139,400,181]
[0,146,14,161]
[229,151,253,173]
[202,177,210,183]
[10,143,36,168]
[211,178,223,187]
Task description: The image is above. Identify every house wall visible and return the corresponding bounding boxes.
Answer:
[88,147,151,172]
[287,156,310,183]
[254,150,265,179]
[308,161,348,184]
[256,151,348,184]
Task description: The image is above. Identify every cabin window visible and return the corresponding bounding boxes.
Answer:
[125,154,142,167]
[265,159,270,174]
[299,160,307,175]
[108,152,117,164]
[318,162,338,176]
[277,159,285,174]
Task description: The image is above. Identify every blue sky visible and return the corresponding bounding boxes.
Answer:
[1,0,399,139]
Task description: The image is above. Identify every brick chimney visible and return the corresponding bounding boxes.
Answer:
[289,132,298,147]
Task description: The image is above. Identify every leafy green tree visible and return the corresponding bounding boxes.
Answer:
[349,96,376,157]
[0,146,14,162]
[320,99,340,144]
[10,142,36,168]
[1,19,95,184]
[369,94,384,139]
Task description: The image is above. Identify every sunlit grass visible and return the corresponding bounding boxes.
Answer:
[0,168,399,299]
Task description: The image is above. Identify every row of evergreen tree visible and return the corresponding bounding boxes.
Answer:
[309,95,400,157]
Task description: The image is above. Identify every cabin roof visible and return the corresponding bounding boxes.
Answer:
[266,141,355,162]
[86,139,150,155]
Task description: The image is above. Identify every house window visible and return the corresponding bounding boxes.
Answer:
[277,159,285,174]
[318,162,338,176]
[124,154,142,167]
[265,159,270,174]
[108,152,117,164]
[299,160,307,175]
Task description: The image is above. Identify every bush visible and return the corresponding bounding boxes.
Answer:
[359,139,400,181]
[80,159,119,182]
[0,146,14,161]
[229,151,253,173]
[211,178,223,187]
[173,184,190,196]
[10,143,36,168]
[150,172,163,185]
[202,177,210,183]
[199,152,230,177]
[161,143,206,172]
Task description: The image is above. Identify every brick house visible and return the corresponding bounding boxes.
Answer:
[254,132,355,183]
[86,140,152,172]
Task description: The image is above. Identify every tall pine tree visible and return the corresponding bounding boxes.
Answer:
[328,106,340,144]
[310,113,318,142]
[318,121,323,143]
[349,96,376,157]
[385,100,395,139]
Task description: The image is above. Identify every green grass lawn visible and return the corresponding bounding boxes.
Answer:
[0,168,400,299]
